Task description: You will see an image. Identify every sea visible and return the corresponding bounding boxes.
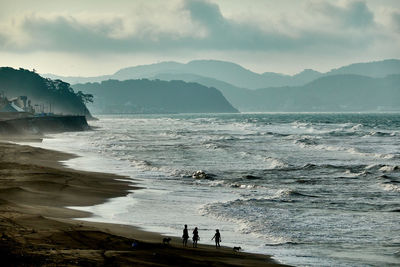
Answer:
[25,113,400,266]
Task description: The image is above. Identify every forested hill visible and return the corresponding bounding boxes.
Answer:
[0,67,93,118]
[72,79,239,114]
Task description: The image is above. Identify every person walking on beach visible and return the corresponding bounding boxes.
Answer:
[192,227,200,248]
[212,229,221,248]
[182,224,189,247]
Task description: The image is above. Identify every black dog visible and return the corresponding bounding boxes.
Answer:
[233,246,242,252]
[163,237,171,245]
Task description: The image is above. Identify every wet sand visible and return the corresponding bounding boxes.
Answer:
[0,141,286,266]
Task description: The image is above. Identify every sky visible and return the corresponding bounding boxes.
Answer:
[0,0,399,76]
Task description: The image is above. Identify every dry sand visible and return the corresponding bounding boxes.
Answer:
[0,141,287,266]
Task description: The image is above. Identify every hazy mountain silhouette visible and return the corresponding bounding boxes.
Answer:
[46,60,317,88]
[248,74,400,112]
[327,59,400,77]
[72,79,238,114]
[113,61,184,81]
[44,73,111,85]
[45,59,400,90]
[151,72,400,112]
[0,67,93,118]
[111,60,270,89]
[44,59,400,113]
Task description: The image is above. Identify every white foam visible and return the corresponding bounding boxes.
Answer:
[380,183,400,192]
[351,124,363,131]
[366,164,379,170]
[379,165,398,172]
[264,157,288,169]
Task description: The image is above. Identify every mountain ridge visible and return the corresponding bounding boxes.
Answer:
[249,74,400,112]
[44,59,400,113]
[43,58,400,89]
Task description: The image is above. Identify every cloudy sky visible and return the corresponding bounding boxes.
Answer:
[0,0,399,76]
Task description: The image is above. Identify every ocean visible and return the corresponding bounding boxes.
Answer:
[26,113,400,266]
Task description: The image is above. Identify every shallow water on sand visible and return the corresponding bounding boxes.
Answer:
[27,113,400,266]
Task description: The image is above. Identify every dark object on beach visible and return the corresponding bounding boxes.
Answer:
[212,229,221,248]
[131,239,139,248]
[233,246,242,252]
[182,225,189,247]
[163,237,171,245]
[192,227,200,248]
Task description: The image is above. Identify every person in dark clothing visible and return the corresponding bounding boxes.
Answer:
[182,224,189,247]
[211,229,221,248]
[192,227,200,248]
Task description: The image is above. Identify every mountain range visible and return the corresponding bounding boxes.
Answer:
[45,59,400,112]
[45,59,400,89]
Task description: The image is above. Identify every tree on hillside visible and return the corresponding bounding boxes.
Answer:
[76,91,94,104]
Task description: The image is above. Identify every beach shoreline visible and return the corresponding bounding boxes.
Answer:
[0,140,285,266]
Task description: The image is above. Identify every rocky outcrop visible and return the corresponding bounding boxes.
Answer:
[0,115,89,135]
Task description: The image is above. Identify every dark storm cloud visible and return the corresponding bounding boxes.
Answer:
[392,11,400,32]
[0,0,384,54]
[182,0,375,51]
[312,0,374,28]
[22,15,125,52]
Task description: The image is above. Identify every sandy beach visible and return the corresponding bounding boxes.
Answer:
[0,141,285,266]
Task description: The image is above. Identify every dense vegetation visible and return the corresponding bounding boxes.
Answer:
[73,79,238,114]
[0,67,93,118]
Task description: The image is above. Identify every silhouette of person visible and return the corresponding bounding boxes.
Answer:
[192,227,200,248]
[182,224,189,247]
[212,229,221,248]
